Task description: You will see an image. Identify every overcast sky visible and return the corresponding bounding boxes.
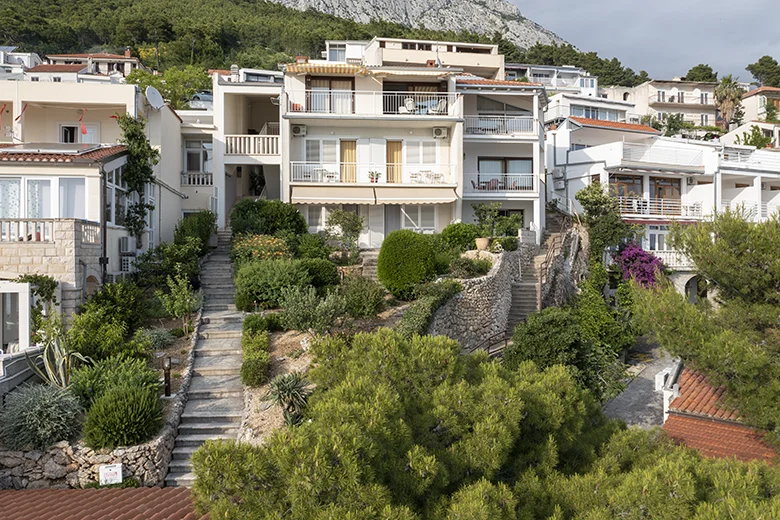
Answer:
[515,1,780,81]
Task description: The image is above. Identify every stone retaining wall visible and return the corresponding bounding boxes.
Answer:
[540,224,589,309]
[428,245,536,349]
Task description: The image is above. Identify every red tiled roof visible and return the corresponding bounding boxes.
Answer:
[0,145,126,163]
[207,69,230,76]
[743,86,780,99]
[664,415,776,463]
[569,116,660,134]
[27,64,87,73]
[47,53,129,60]
[457,78,542,87]
[669,367,741,421]
[0,487,206,520]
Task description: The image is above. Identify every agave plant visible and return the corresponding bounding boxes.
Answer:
[26,316,91,389]
[263,372,312,426]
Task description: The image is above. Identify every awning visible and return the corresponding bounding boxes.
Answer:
[291,186,375,204]
[374,186,457,205]
[284,63,368,75]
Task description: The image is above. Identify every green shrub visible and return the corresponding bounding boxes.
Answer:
[300,258,339,288]
[234,259,312,311]
[67,309,147,360]
[174,210,217,256]
[498,237,518,251]
[294,233,331,259]
[395,280,462,338]
[242,331,271,356]
[135,328,175,350]
[231,234,291,266]
[83,281,145,332]
[377,229,436,299]
[243,313,285,335]
[280,286,346,334]
[71,355,161,408]
[170,328,185,338]
[83,385,162,449]
[241,350,271,387]
[340,276,386,318]
[0,385,82,450]
[424,234,459,275]
[230,199,307,237]
[449,257,492,279]
[442,222,480,251]
[134,237,201,289]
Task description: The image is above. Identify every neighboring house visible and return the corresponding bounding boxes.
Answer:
[602,78,718,129]
[662,366,776,463]
[545,92,641,125]
[505,64,598,97]
[25,64,125,84]
[741,86,780,122]
[0,46,43,74]
[721,121,780,148]
[45,49,146,77]
[275,38,546,247]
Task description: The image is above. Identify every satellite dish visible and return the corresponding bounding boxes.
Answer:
[145,86,165,110]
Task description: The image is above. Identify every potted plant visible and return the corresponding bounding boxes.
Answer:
[368,171,382,183]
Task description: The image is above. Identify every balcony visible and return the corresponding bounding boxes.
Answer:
[651,250,693,269]
[616,197,702,218]
[544,105,643,124]
[464,173,535,195]
[649,93,714,106]
[225,134,280,156]
[285,91,460,117]
[722,150,780,173]
[290,162,455,185]
[622,143,705,168]
[0,219,100,244]
[464,116,536,137]
[181,172,213,186]
[722,200,780,220]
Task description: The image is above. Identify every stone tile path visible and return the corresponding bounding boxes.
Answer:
[165,230,243,487]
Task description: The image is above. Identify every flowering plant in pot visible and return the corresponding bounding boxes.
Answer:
[368,171,382,183]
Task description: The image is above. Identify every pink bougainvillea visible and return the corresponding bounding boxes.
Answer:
[614,244,664,287]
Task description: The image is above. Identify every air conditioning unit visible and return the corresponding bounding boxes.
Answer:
[291,124,307,137]
[552,168,564,179]
[687,177,697,186]
[118,236,134,256]
[432,127,448,139]
[553,180,565,190]
[120,256,135,273]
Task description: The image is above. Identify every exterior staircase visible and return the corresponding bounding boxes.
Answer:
[165,229,244,488]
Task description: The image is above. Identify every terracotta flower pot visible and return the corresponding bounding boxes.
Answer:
[475,237,490,251]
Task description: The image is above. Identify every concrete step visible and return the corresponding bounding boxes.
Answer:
[198,329,242,340]
[167,459,192,473]
[194,347,243,358]
[176,422,240,436]
[180,409,243,425]
[172,446,199,461]
[203,303,237,311]
[174,434,236,448]
[164,472,196,488]
[192,355,242,376]
[201,311,243,323]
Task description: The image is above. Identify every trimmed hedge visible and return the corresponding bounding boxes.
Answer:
[377,229,436,300]
[499,237,519,252]
[300,258,340,288]
[241,331,271,387]
[441,222,480,251]
[234,259,312,311]
[83,385,162,449]
[230,199,307,237]
[243,313,285,335]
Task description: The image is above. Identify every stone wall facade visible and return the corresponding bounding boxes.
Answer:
[540,224,589,309]
[428,245,536,350]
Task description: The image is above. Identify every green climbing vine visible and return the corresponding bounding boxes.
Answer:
[116,114,160,240]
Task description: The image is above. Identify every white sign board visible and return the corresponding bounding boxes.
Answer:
[99,464,123,486]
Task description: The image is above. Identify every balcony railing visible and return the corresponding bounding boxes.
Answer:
[285,91,460,117]
[544,105,644,124]
[649,93,714,106]
[0,219,55,243]
[290,162,454,184]
[722,150,780,172]
[181,172,213,186]
[464,115,534,136]
[652,250,693,269]
[622,143,705,167]
[617,197,703,218]
[464,173,535,193]
[721,199,780,219]
[225,134,279,156]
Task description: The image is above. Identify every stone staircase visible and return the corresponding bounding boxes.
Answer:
[165,229,244,488]
[360,250,380,280]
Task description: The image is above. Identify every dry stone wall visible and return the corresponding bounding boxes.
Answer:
[428,245,536,349]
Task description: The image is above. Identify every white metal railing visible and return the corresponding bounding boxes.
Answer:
[464,173,535,193]
[650,93,714,106]
[285,90,460,117]
[181,172,214,186]
[464,115,534,135]
[533,77,580,88]
[80,221,101,244]
[0,219,54,243]
[720,199,775,220]
[617,197,703,218]
[622,143,705,167]
[290,162,454,184]
[225,135,279,155]
[259,122,280,135]
[651,250,693,269]
[544,105,644,125]
[722,150,780,172]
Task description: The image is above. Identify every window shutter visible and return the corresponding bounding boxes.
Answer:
[322,140,338,163]
[422,142,436,164]
[406,141,420,164]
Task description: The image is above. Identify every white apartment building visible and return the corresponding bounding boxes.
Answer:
[45,49,146,77]
[505,64,598,97]
[274,38,546,247]
[721,121,780,149]
[0,46,43,74]
[602,78,718,128]
[741,86,780,122]
[545,92,641,125]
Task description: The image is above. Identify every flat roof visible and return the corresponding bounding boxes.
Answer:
[371,37,497,49]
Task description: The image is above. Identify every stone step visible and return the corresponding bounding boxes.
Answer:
[167,459,192,472]
[174,434,236,448]
[200,283,235,290]
[194,347,243,358]
[164,472,196,488]
[206,295,236,303]
[180,409,243,425]
[176,422,240,436]
[203,303,237,311]
[192,355,242,376]
[172,446,199,461]
[198,329,242,340]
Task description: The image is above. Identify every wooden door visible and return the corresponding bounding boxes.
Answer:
[340,140,356,183]
[387,141,403,183]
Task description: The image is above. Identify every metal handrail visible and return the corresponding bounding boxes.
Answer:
[465,331,508,357]
[537,215,573,309]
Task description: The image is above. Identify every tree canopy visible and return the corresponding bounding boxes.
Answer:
[685,63,717,82]
[714,74,745,126]
[746,55,780,87]
[126,65,210,109]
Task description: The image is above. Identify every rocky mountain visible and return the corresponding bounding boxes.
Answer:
[271,0,566,49]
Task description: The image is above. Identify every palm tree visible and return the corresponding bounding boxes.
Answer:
[714,75,745,128]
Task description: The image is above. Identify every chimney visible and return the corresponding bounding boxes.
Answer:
[426,60,436,68]
[230,64,239,83]
[296,56,308,64]
[124,47,131,59]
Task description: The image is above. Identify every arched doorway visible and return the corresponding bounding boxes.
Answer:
[85,276,100,298]
[685,276,707,303]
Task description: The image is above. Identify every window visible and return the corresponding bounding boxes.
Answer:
[328,44,346,62]
[505,71,518,80]
[53,77,62,83]
[676,92,684,103]
[26,180,51,218]
[304,205,338,231]
[646,225,671,251]
[0,179,21,218]
[476,95,529,115]
[610,174,643,198]
[650,177,681,200]
[406,141,436,165]
[657,91,666,102]
[570,143,588,151]
[401,205,435,233]
[30,77,39,82]
[60,124,98,144]
[304,139,338,163]
[308,77,353,113]
[184,140,213,173]
[700,114,709,126]
[59,178,85,219]
[657,112,666,121]
[701,93,709,104]
[105,166,127,226]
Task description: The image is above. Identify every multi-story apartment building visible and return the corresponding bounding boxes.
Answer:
[45,49,146,77]
[602,78,718,128]
[741,86,780,122]
[505,64,598,97]
[545,92,641,125]
[273,38,546,247]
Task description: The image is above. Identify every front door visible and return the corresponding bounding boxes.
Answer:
[358,205,385,248]
[387,141,403,183]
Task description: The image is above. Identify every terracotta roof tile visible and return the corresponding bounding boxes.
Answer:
[0,487,206,520]
[47,53,129,60]
[208,69,231,76]
[27,64,87,73]
[743,86,780,99]
[0,145,126,163]
[569,116,660,134]
[669,367,741,420]
[664,415,776,463]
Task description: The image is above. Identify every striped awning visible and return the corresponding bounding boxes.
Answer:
[284,63,369,75]
[291,186,375,204]
[374,186,457,204]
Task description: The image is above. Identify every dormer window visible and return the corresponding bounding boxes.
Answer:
[328,44,346,62]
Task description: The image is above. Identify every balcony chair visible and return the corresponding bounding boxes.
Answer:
[428,99,448,116]
[398,97,416,114]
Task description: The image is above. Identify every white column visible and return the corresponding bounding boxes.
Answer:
[213,77,227,229]
[754,175,763,221]
[714,168,722,215]
[532,199,542,245]
[452,121,464,221]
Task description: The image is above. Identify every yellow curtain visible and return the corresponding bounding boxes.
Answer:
[340,140,357,183]
[387,141,403,183]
